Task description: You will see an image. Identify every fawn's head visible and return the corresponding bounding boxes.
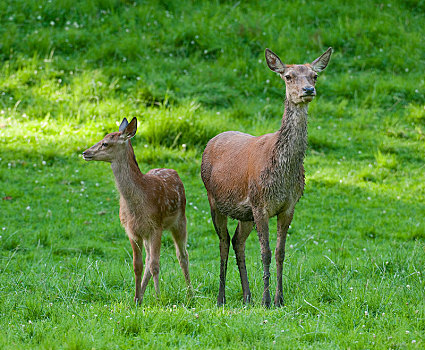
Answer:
[83,117,137,163]
[265,47,332,105]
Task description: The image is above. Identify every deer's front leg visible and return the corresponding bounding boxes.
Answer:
[253,208,272,307]
[275,210,293,306]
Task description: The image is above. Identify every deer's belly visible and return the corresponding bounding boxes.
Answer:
[215,196,295,222]
[216,199,255,222]
[216,199,295,222]
[214,180,304,222]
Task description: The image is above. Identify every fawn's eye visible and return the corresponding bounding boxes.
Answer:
[285,75,291,81]
[102,142,109,147]
[313,75,318,81]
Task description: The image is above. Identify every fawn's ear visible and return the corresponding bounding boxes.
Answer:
[121,117,137,140]
[119,118,129,132]
[311,47,333,72]
[265,48,286,74]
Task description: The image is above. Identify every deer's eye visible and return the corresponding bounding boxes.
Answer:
[102,142,109,147]
[285,75,292,81]
[313,75,318,81]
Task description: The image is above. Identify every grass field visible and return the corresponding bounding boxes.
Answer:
[1,0,424,348]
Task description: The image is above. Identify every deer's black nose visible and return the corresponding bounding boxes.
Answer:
[303,86,315,95]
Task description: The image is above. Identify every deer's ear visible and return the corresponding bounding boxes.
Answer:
[265,48,286,74]
[311,47,333,72]
[121,117,137,140]
[119,118,129,132]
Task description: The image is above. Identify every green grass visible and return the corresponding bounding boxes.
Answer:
[1,0,424,348]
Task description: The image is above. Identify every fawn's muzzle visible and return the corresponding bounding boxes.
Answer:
[82,151,93,161]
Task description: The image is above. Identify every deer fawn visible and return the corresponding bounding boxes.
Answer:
[201,47,332,307]
[83,117,191,304]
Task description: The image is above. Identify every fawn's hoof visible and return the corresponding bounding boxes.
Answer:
[186,285,194,297]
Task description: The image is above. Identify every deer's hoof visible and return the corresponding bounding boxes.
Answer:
[274,295,285,307]
[243,293,252,304]
[217,295,226,307]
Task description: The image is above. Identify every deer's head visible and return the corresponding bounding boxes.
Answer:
[265,47,332,105]
[82,117,137,163]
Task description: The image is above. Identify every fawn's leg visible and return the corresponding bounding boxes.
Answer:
[139,240,152,302]
[148,231,162,298]
[130,236,144,304]
[171,215,191,289]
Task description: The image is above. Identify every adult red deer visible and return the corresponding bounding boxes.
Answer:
[201,47,332,307]
[83,118,191,303]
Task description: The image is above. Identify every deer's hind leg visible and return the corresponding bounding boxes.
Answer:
[232,220,254,304]
[208,197,230,306]
[171,215,191,289]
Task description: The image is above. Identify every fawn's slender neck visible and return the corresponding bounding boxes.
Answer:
[271,99,309,173]
[110,141,145,202]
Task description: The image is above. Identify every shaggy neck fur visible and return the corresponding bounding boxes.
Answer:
[265,99,308,187]
[110,141,145,203]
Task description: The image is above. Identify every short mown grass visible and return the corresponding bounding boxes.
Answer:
[1,0,424,348]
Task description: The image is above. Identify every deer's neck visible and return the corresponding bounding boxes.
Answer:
[110,142,145,203]
[271,99,308,173]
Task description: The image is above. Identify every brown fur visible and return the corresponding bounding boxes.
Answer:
[83,118,191,304]
[201,48,332,306]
